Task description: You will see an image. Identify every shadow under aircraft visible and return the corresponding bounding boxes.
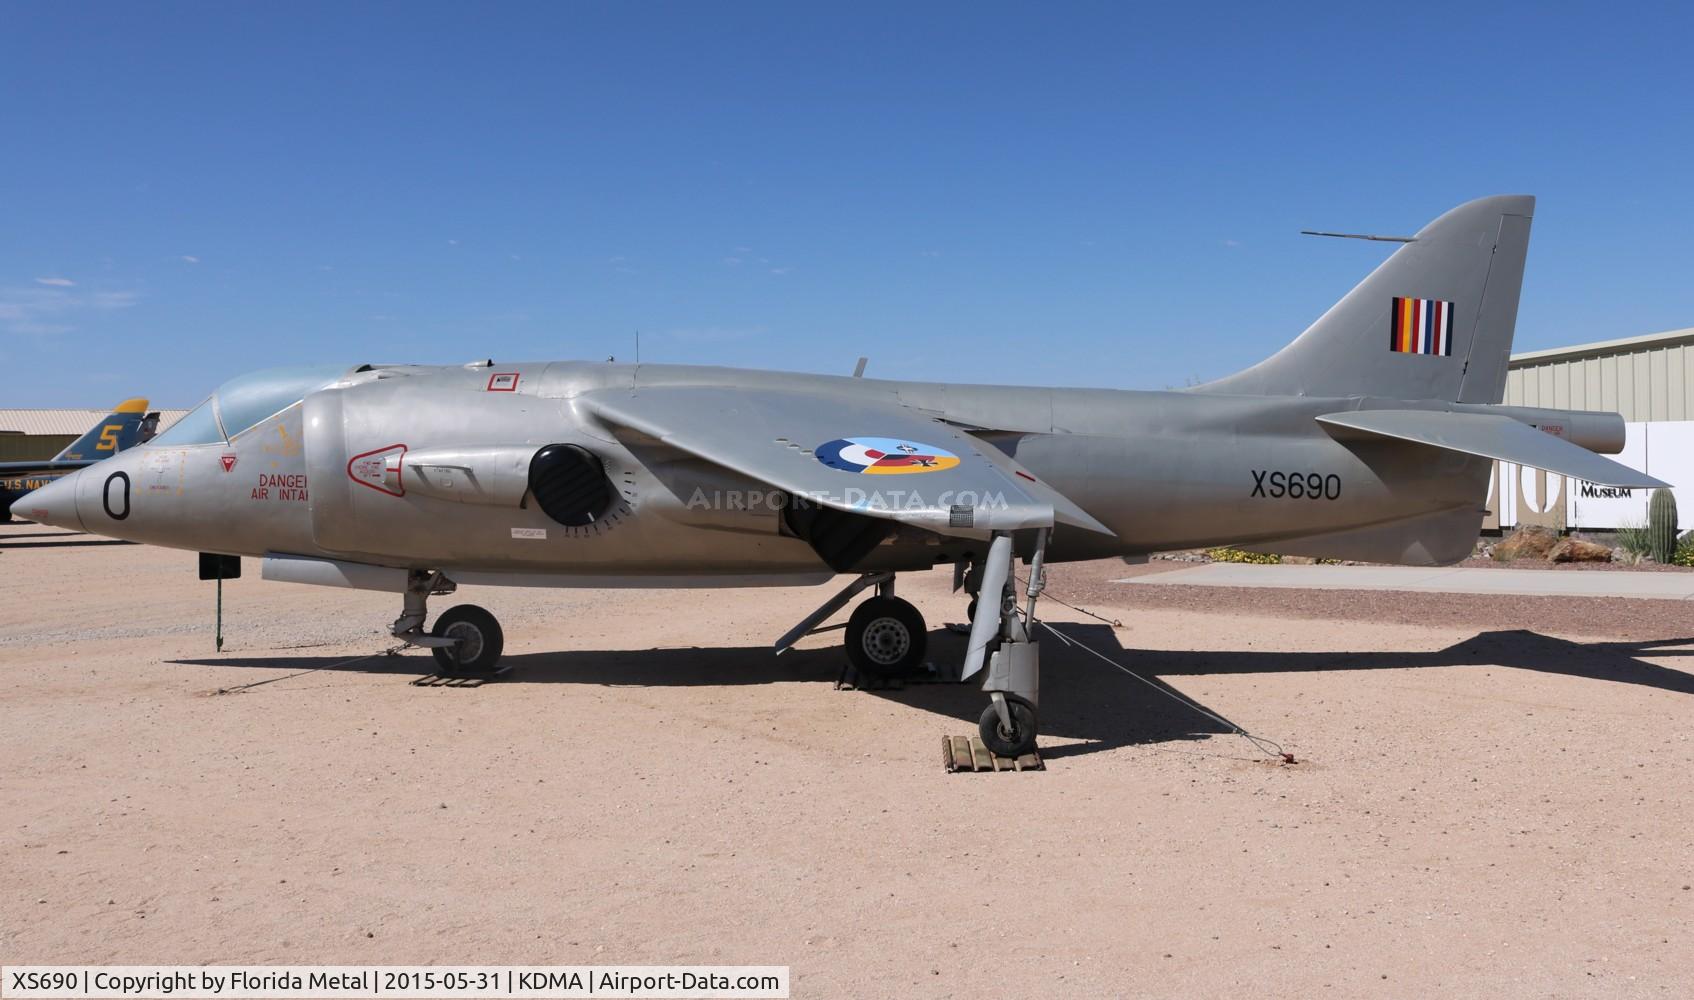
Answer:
[172,623,1694,759]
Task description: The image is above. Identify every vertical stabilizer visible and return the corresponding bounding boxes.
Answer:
[1196,195,1534,403]
[51,398,151,461]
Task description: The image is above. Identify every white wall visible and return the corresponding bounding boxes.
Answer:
[1496,420,1693,531]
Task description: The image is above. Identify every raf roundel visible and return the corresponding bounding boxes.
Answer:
[815,436,962,475]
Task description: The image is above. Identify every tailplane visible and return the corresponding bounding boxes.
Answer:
[1196,195,1534,403]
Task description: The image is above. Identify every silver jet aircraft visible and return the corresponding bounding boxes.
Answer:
[28,195,1664,757]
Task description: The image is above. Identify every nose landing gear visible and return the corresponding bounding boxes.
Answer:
[391,570,507,677]
[429,604,505,674]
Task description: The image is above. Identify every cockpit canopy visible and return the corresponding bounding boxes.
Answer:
[151,365,354,446]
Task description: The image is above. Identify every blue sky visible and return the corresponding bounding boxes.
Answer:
[3,2,1691,407]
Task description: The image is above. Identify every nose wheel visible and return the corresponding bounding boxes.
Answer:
[430,604,505,675]
[390,571,508,677]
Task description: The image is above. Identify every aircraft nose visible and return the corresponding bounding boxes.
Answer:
[26,469,85,532]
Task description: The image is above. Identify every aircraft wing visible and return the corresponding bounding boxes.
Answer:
[579,385,1113,536]
[1317,409,1668,489]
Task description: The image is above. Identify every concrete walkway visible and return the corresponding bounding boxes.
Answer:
[1117,563,1694,599]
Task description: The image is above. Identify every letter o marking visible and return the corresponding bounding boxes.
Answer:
[103,471,130,521]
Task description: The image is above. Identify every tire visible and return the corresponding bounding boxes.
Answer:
[430,604,505,675]
[979,695,1038,758]
[845,596,927,679]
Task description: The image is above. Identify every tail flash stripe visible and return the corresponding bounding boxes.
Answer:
[1390,295,1456,355]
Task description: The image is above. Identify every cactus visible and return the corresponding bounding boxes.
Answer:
[1649,488,1678,564]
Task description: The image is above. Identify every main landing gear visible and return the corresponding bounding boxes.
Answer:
[391,570,507,676]
[964,528,1049,758]
[775,571,928,681]
[775,527,1050,758]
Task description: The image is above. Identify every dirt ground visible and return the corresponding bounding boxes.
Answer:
[3,522,1691,999]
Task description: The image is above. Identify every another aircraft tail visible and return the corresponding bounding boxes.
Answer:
[51,398,152,462]
[1195,195,1534,404]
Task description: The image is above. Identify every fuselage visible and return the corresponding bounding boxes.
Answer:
[28,360,1498,577]
[2,461,115,522]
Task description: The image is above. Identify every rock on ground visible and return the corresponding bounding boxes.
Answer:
[1549,537,1615,563]
[1492,525,1559,561]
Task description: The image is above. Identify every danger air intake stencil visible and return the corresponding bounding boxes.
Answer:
[815,437,961,475]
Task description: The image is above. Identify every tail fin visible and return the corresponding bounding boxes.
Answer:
[51,397,151,462]
[1196,195,1534,403]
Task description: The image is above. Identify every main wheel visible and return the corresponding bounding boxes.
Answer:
[845,596,927,679]
[979,695,1037,758]
[430,604,505,675]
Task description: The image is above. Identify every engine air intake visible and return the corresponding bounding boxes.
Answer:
[529,444,614,527]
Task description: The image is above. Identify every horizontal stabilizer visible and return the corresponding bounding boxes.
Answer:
[1317,410,1668,489]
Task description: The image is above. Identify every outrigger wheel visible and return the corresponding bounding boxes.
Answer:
[979,694,1038,758]
[845,596,927,679]
[430,604,505,675]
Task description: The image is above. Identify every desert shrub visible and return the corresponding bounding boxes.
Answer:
[1674,534,1694,568]
[1206,547,1281,564]
[1616,520,1653,562]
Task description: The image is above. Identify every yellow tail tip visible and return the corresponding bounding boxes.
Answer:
[114,397,149,413]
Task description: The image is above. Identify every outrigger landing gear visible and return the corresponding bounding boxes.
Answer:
[774,570,928,680]
[391,570,507,676]
[963,528,1049,758]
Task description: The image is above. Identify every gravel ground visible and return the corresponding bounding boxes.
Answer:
[1059,559,1694,644]
[3,523,1692,998]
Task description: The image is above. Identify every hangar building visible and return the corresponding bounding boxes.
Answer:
[1496,326,1694,531]
[0,407,188,462]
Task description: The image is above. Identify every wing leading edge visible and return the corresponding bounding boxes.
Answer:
[577,385,1113,537]
[1317,409,1668,489]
